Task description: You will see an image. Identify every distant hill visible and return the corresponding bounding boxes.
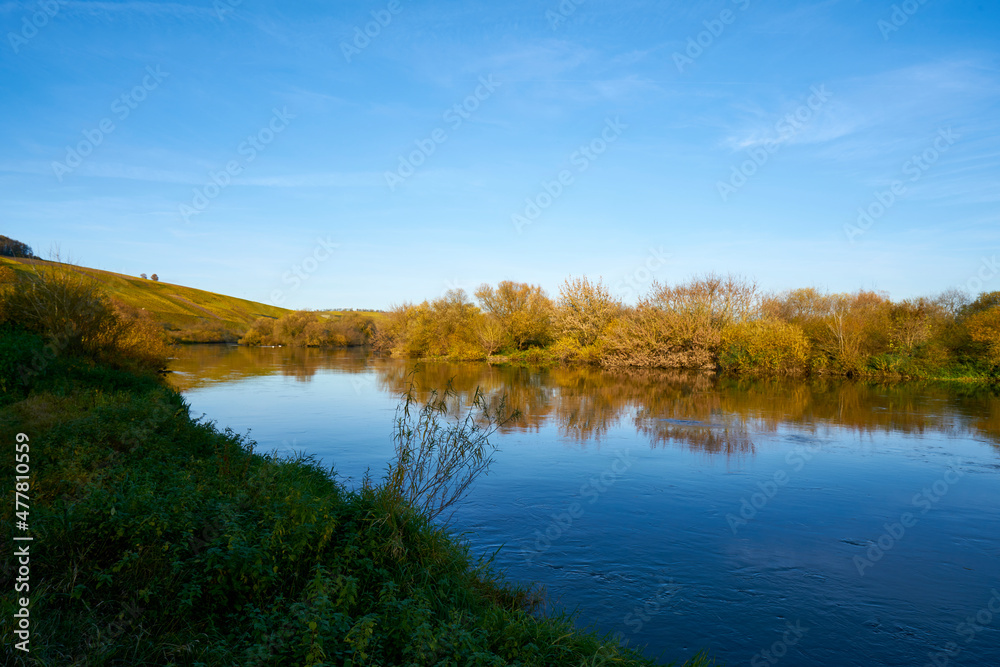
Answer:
[0,256,290,340]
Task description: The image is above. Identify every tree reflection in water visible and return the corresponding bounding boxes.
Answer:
[167,345,1000,457]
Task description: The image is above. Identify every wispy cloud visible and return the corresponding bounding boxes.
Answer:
[720,58,1000,154]
[237,173,383,188]
[63,1,211,19]
[470,40,593,81]
[592,74,661,100]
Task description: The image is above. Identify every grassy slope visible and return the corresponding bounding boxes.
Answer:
[0,326,710,666]
[0,257,289,333]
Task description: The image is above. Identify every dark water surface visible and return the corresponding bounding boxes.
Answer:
[167,345,1000,667]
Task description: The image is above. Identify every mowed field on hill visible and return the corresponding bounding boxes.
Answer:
[0,256,293,341]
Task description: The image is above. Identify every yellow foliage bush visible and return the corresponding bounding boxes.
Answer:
[373,291,486,359]
[719,318,810,375]
[89,301,172,370]
[475,281,553,350]
[240,311,372,348]
[965,307,1000,368]
[550,336,602,364]
[554,277,621,347]
[239,316,277,345]
[0,267,170,371]
[601,305,720,369]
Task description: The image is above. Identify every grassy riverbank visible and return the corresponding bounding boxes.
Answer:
[0,273,710,665]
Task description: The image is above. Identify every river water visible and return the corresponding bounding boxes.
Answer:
[167,345,1000,666]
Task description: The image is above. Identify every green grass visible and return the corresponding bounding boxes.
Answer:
[0,325,711,666]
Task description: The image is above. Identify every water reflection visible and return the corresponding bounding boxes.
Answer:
[166,345,1000,456]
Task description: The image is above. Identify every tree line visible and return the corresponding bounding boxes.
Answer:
[0,234,37,259]
[367,275,1000,379]
[239,310,377,347]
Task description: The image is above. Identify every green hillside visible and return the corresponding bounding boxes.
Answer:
[0,256,290,340]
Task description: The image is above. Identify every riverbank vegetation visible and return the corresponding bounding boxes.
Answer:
[1,269,708,665]
[239,309,378,348]
[371,275,1000,380]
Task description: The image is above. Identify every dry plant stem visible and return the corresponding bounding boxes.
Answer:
[385,378,518,525]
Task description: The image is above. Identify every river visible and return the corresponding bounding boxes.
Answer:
[167,344,1000,666]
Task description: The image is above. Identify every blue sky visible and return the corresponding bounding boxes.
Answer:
[2,0,999,309]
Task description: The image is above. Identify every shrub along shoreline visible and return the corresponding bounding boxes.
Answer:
[361,276,1000,382]
[238,275,999,382]
[1,268,712,664]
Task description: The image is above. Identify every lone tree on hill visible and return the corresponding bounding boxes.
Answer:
[140,273,148,279]
[0,235,35,259]
[151,274,159,281]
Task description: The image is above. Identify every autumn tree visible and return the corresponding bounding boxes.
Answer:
[962,291,1000,319]
[553,276,622,347]
[372,303,417,355]
[602,275,754,369]
[934,288,970,320]
[602,300,720,369]
[965,306,1000,368]
[761,287,830,324]
[428,289,483,357]
[239,317,277,346]
[273,310,316,345]
[648,273,759,327]
[719,318,810,375]
[888,298,947,355]
[474,315,505,357]
[474,281,553,350]
[818,291,891,371]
